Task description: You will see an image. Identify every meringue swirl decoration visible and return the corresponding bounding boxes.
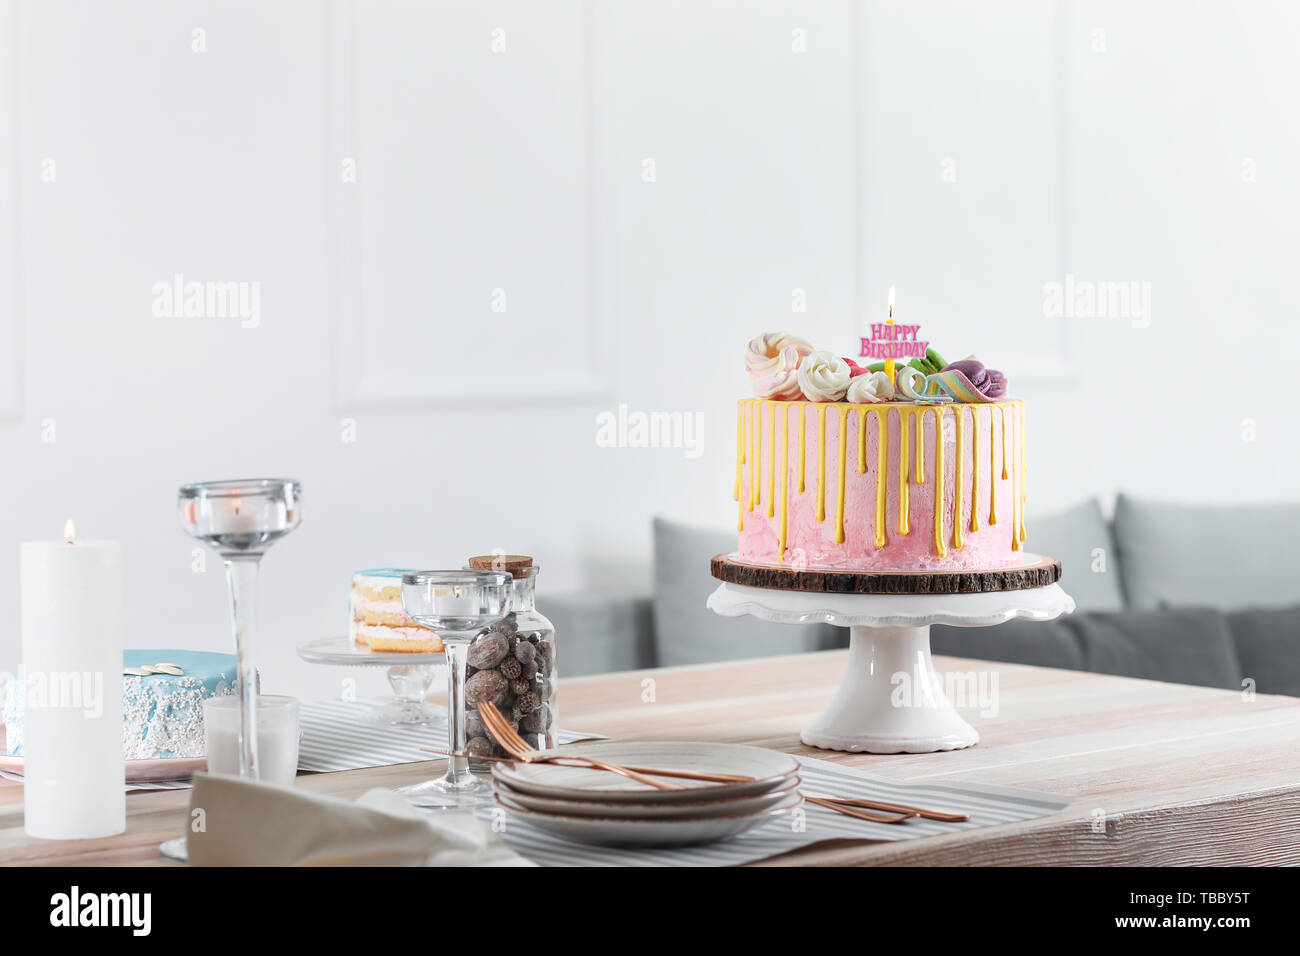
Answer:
[796,351,852,403]
[745,332,813,400]
[846,369,895,403]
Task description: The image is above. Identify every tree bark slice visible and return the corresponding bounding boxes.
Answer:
[710,553,1062,595]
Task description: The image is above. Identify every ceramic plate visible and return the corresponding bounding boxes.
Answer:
[0,729,206,783]
[491,740,800,803]
[493,774,801,819]
[494,788,802,847]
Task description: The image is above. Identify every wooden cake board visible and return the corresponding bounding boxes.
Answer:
[710,553,1061,595]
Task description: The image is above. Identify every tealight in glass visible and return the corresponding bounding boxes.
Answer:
[396,570,512,808]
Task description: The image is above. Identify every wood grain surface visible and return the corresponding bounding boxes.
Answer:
[2,650,1298,866]
[710,553,1062,594]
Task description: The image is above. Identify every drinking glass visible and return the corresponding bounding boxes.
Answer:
[396,570,511,808]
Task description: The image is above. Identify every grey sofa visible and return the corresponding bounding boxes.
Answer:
[541,495,1300,697]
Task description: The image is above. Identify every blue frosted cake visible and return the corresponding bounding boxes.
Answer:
[3,650,239,759]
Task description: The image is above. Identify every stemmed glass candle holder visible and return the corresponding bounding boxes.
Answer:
[397,570,512,809]
[178,479,301,779]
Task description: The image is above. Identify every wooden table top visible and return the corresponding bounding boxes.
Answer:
[3,650,1300,866]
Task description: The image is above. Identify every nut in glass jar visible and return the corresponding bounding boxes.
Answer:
[464,557,557,766]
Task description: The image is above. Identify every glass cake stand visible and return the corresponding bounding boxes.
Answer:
[296,637,446,726]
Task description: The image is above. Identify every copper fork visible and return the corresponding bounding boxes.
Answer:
[476,703,683,791]
[478,703,768,790]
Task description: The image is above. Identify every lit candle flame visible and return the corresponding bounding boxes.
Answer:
[887,285,895,320]
[64,519,76,544]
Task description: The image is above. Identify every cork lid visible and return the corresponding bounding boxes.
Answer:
[467,554,534,577]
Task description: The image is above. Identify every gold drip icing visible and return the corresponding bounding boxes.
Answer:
[815,404,826,522]
[1000,405,1009,480]
[988,406,998,525]
[970,406,981,532]
[835,406,848,544]
[915,409,926,484]
[953,406,965,550]
[766,402,775,518]
[749,401,759,511]
[932,408,947,557]
[856,407,867,475]
[778,403,789,560]
[733,398,1024,560]
[874,407,888,548]
[797,404,806,493]
[898,407,911,535]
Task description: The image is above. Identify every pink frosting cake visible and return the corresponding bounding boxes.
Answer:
[735,333,1027,572]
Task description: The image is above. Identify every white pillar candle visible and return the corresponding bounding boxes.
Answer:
[20,523,125,839]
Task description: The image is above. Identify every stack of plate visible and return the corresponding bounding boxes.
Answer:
[491,740,802,847]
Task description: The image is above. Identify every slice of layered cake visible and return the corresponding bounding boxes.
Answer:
[350,568,443,652]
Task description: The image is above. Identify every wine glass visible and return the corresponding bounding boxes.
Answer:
[395,570,512,809]
[161,479,301,859]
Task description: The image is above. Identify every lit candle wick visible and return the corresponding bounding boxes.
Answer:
[64,518,76,545]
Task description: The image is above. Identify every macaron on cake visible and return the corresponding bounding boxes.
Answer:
[350,568,443,653]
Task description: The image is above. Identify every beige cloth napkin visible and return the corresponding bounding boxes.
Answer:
[186,773,534,867]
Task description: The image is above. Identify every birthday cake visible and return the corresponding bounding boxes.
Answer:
[3,650,239,759]
[350,568,443,652]
[737,326,1026,572]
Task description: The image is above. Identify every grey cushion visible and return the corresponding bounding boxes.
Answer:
[1028,498,1124,612]
[933,608,1242,689]
[1225,606,1300,696]
[1114,494,1300,611]
[931,618,1085,672]
[652,517,845,667]
[1072,609,1241,688]
[539,593,656,677]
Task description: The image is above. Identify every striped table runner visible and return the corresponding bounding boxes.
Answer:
[0,699,604,790]
[297,699,604,771]
[476,754,1071,866]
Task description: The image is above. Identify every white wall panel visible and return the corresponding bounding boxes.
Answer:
[330,0,600,407]
[0,1,21,419]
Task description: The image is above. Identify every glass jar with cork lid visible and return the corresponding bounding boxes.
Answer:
[462,554,556,766]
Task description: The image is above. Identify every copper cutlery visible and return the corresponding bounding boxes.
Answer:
[801,789,971,823]
[418,746,753,784]
[439,705,971,823]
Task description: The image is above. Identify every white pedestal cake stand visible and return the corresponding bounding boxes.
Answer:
[707,554,1074,754]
